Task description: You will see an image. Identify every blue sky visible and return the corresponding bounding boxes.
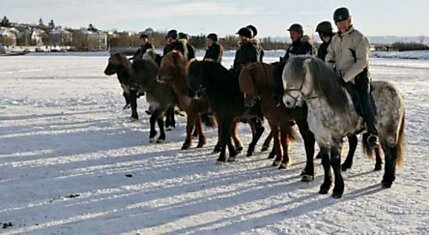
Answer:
[1,0,428,37]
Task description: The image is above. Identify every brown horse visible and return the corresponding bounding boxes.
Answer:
[157,50,212,149]
[239,62,314,171]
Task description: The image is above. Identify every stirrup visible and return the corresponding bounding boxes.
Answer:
[367,134,379,149]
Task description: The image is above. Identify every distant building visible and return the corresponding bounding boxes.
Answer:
[49,27,72,46]
[76,28,108,51]
[31,29,47,46]
[0,27,17,46]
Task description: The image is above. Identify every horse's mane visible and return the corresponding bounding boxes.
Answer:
[110,53,131,67]
[239,62,275,95]
[284,56,348,113]
[161,50,188,79]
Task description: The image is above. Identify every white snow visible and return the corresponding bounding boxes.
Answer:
[0,54,428,234]
[372,50,429,60]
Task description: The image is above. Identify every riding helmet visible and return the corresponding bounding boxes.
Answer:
[236,27,253,39]
[166,29,178,39]
[315,21,334,35]
[287,23,304,35]
[178,32,188,40]
[246,25,258,38]
[207,33,218,42]
[333,7,350,23]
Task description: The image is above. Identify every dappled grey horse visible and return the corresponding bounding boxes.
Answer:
[282,56,405,199]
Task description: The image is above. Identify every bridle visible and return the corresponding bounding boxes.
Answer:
[284,77,318,106]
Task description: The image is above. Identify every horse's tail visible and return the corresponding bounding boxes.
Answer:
[362,133,375,159]
[395,111,406,167]
[201,113,217,128]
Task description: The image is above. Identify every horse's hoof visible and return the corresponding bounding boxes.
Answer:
[279,162,290,169]
[332,192,343,199]
[272,161,280,167]
[149,138,155,143]
[166,127,173,131]
[156,139,165,144]
[261,145,269,152]
[236,146,243,153]
[196,143,205,148]
[216,159,226,165]
[181,144,190,150]
[227,156,236,162]
[301,175,314,182]
[130,117,138,122]
[341,164,352,172]
[246,152,253,157]
[374,165,382,171]
[319,187,329,195]
[381,181,392,188]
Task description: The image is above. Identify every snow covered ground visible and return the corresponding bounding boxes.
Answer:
[372,50,429,60]
[0,54,428,234]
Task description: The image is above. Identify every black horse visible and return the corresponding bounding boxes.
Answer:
[188,61,268,163]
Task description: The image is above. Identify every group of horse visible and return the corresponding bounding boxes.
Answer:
[104,49,405,199]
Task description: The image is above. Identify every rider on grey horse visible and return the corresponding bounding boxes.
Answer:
[325,7,379,148]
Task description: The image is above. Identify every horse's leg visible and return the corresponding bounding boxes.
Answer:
[227,135,238,162]
[271,125,282,167]
[231,121,243,153]
[156,114,166,143]
[374,147,382,171]
[129,89,138,120]
[247,117,265,157]
[149,109,159,143]
[319,146,332,194]
[165,106,175,130]
[296,119,316,182]
[123,92,130,109]
[341,135,358,171]
[181,112,195,150]
[196,115,206,148]
[213,115,222,153]
[331,141,345,199]
[217,117,230,163]
[279,125,291,169]
[382,141,397,188]
[261,130,273,152]
[268,142,276,159]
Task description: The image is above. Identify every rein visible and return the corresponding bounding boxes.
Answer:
[284,77,319,105]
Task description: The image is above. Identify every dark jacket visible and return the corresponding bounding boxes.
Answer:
[132,42,154,60]
[317,41,330,61]
[163,41,180,56]
[233,41,258,71]
[251,38,264,62]
[204,43,223,63]
[282,38,314,61]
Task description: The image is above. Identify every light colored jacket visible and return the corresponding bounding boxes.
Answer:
[325,26,370,83]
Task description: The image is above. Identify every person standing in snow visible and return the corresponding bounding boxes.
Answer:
[325,7,378,148]
[203,33,223,63]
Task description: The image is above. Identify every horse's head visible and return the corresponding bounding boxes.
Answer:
[239,63,259,107]
[157,50,188,83]
[104,53,130,75]
[282,56,315,108]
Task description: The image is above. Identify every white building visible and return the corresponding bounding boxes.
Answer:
[49,27,72,46]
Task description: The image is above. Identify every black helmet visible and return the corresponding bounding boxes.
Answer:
[236,27,253,38]
[166,29,178,39]
[178,32,188,40]
[315,21,333,34]
[287,23,303,35]
[333,7,350,23]
[207,33,218,42]
[246,25,258,37]
[139,33,148,39]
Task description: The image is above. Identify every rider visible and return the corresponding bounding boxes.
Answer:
[325,7,379,148]
[281,23,314,61]
[163,29,181,56]
[233,27,258,72]
[315,21,335,60]
[177,32,196,60]
[247,25,264,62]
[130,33,154,60]
[203,33,223,63]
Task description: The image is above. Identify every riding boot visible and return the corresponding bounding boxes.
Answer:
[354,70,379,148]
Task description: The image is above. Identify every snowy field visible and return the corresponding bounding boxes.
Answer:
[0,54,428,234]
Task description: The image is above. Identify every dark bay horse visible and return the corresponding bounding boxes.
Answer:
[188,61,266,163]
[282,56,405,198]
[131,58,177,143]
[104,53,140,119]
[157,50,214,150]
